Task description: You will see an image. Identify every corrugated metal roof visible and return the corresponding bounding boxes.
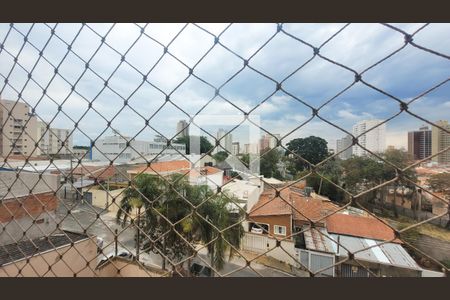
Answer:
[329,234,421,271]
[303,227,335,254]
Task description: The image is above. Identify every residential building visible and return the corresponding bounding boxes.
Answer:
[96,256,168,277]
[127,159,224,191]
[36,121,73,156]
[72,146,91,159]
[431,120,450,165]
[244,184,422,277]
[176,120,189,138]
[91,133,186,162]
[259,133,280,151]
[352,120,386,157]
[336,134,353,160]
[0,99,37,156]
[222,179,263,214]
[408,125,432,161]
[0,171,60,245]
[242,143,259,154]
[0,231,98,277]
[232,142,240,155]
[215,128,232,153]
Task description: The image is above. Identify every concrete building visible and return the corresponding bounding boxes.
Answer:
[336,134,353,160]
[259,134,280,151]
[232,142,240,155]
[176,120,189,138]
[91,132,186,162]
[242,143,259,154]
[352,120,386,157]
[0,171,60,245]
[0,231,98,277]
[216,128,232,154]
[408,125,432,161]
[431,120,450,165]
[36,121,73,156]
[0,99,37,157]
[127,159,224,191]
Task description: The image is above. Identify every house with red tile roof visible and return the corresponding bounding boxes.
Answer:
[127,159,224,190]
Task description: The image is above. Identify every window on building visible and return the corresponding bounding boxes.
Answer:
[274,225,286,236]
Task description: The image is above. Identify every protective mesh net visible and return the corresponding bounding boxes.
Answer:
[0,23,449,277]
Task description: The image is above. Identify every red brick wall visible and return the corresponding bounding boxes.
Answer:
[0,192,58,223]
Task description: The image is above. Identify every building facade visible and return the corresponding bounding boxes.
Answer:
[36,121,73,156]
[0,171,60,245]
[408,125,432,161]
[91,133,186,162]
[176,120,189,138]
[216,128,232,153]
[336,134,353,160]
[0,99,37,157]
[431,120,450,165]
[232,142,240,155]
[352,120,386,157]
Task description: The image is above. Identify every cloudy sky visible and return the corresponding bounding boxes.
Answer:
[0,23,449,151]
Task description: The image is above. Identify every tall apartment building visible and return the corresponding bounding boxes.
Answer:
[431,120,450,165]
[232,142,240,155]
[407,125,432,161]
[91,132,186,162]
[336,134,353,160]
[216,128,232,153]
[352,120,386,157]
[0,99,37,156]
[259,133,280,151]
[176,120,189,138]
[36,121,73,156]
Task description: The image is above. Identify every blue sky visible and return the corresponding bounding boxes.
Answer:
[0,23,449,151]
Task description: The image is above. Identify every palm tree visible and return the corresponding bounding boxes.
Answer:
[117,172,245,276]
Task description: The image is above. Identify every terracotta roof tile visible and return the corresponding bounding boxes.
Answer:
[128,160,190,175]
[249,188,339,222]
[326,213,399,242]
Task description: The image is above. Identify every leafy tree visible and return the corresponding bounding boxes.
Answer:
[304,158,345,202]
[213,151,229,163]
[427,173,450,193]
[286,136,329,171]
[174,135,214,154]
[427,173,450,228]
[260,147,283,179]
[116,173,244,274]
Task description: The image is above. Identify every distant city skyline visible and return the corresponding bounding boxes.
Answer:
[0,23,448,152]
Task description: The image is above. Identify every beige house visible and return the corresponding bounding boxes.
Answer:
[96,257,169,277]
[0,231,98,277]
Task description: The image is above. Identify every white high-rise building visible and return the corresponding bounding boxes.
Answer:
[92,132,186,162]
[216,128,232,153]
[36,121,73,156]
[336,134,353,160]
[352,120,386,157]
[176,120,189,138]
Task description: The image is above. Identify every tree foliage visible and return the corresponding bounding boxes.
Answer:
[174,135,214,154]
[116,173,244,273]
[213,151,229,163]
[427,173,450,193]
[260,147,283,179]
[286,136,329,171]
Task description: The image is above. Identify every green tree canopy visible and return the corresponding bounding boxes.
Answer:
[260,147,283,180]
[213,151,229,163]
[286,136,329,171]
[174,135,214,154]
[427,173,450,193]
[116,173,244,273]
